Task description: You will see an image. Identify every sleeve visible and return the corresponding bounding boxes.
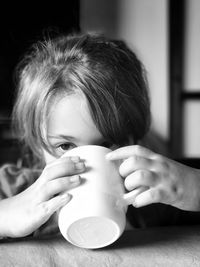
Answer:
[0,163,37,199]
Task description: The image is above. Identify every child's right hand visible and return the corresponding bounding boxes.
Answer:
[0,156,85,238]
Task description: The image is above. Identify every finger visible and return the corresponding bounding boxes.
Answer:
[134,188,162,207]
[119,156,154,177]
[47,156,81,167]
[106,145,156,161]
[41,157,85,181]
[45,175,81,198]
[38,193,72,221]
[123,186,148,205]
[124,170,158,191]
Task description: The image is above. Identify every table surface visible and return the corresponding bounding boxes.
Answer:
[1,226,200,267]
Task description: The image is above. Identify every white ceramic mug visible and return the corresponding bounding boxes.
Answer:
[58,145,133,249]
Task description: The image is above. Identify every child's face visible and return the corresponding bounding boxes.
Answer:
[43,94,113,164]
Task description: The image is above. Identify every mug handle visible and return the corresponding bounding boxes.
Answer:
[123,186,148,205]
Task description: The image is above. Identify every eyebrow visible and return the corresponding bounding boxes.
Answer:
[47,134,77,141]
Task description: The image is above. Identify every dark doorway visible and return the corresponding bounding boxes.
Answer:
[0,2,80,116]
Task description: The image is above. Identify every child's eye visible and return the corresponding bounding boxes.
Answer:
[59,143,76,151]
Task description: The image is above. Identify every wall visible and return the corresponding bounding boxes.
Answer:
[80,0,169,140]
[183,0,200,157]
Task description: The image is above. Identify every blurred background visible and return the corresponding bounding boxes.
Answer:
[0,0,200,164]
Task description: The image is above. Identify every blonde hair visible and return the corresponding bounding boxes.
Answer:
[12,32,151,163]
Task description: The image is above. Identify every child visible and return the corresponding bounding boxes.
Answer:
[0,32,200,239]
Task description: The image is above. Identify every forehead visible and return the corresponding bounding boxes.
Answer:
[46,93,103,143]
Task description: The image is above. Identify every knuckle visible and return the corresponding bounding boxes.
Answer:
[49,178,72,194]
[158,156,169,170]
[53,163,70,174]
[137,169,153,183]
[39,202,49,215]
[138,170,157,186]
[33,183,46,199]
[129,156,138,166]
[61,163,73,172]
[42,187,51,198]
[53,179,67,190]
[138,170,146,180]
[147,171,157,185]
[62,162,81,175]
[168,181,179,195]
[38,182,54,200]
[119,156,137,176]
[45,160,76,174]
[150,189,163,202]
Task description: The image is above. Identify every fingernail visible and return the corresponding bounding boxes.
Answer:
[61,193,71,202]
[70,175,80,183]
[75,162,85,170]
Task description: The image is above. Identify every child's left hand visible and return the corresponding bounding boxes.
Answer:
[106,145,200,211]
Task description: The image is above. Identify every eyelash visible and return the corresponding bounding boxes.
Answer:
[57,143,76,152]
[53,141,113,157]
